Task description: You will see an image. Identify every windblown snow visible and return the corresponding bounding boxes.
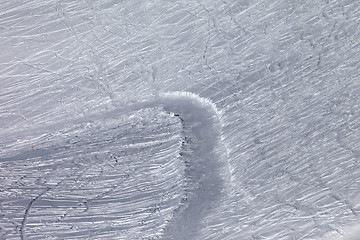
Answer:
[1,0,360,239]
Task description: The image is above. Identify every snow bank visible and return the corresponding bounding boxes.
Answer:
[160,91,223,117]
[158,91,232,184]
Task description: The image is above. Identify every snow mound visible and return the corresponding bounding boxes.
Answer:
[160,91,223,117]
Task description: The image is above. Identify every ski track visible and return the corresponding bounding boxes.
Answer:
[20,187,51,240]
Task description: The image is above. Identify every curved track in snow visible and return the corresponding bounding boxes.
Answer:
[154,92,229,239]
[1,92,229,240]
[128,91,230,239]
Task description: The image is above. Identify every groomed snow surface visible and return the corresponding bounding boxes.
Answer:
[1,0,360,239]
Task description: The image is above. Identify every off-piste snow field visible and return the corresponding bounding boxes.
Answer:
[0,0,359,239]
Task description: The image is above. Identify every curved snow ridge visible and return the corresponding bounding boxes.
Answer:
[153,91,230,239]
[160,91,224,117]
[159,91,230,162]
[159,91,231,183]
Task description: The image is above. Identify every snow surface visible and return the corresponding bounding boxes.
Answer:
[1,0,360,239]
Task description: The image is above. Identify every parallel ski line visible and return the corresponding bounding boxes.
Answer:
[20,187,51,240]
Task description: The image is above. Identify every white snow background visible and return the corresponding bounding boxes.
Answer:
[0,0,359,239]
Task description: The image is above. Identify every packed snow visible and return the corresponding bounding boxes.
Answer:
[1,0,359,239]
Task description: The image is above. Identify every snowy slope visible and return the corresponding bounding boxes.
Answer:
[1,106,185,239]
[1,0,360,239]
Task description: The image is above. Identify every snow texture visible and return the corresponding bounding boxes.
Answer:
[1,0,360,239]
